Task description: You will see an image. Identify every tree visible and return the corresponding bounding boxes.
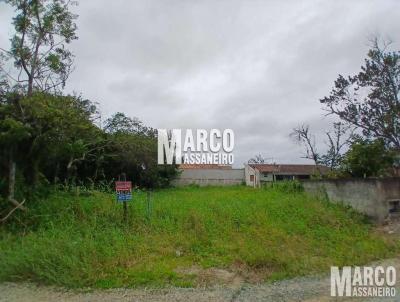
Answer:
[1,0,78,96]
[342,138,395,177]
[0,95,30,216]
[291,124,319,164]
[248,154,266,164]
[104,112,156,137]
[320,39,400,149]
[103,115,178,188]
[0,93,101,185]
[319,122,352,169]
[0,0,78,220]
[290,122,351,170]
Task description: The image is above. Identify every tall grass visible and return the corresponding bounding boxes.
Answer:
[0,185,398,288]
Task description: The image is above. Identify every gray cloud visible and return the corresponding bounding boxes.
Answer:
[1,0,399,166]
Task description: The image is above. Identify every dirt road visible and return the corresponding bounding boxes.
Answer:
[1,258,399,302]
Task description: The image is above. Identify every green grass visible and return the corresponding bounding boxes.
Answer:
[0,185,398,288]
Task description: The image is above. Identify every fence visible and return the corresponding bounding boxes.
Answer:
[302,178,400,222]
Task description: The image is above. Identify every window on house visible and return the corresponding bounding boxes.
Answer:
[250,175,254,182]
[389,200,400,213]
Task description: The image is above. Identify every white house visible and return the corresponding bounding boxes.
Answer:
[245,164,330,187]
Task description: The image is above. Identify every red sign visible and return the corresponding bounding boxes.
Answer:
[115,181,132,191]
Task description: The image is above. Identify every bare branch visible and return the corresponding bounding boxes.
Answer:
[1,199,26,223]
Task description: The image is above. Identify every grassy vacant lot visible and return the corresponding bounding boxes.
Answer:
[0,184,398,288]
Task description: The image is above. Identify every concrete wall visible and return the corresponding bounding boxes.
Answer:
[244,164,260,187]
[260,172,274,182]
[302,178,400,222]
[173,168,245,186]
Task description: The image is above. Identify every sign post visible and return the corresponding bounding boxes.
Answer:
[146,190,152,221]
[115,180,132,221]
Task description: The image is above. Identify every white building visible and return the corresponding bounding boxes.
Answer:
[245,164,330,187]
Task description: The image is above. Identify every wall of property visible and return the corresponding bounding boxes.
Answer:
[244,165,259,187]
[260,172,274,182]
[173,169,245,186]
[302,178,400,222]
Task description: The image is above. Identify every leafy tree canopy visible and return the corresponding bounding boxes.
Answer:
[342,138,395,177]
[320,39,400,149]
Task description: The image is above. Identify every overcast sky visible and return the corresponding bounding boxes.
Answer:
[1,0,399,166]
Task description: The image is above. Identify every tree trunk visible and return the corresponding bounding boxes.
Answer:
[27,81,33,96]
[53,162,60,185]
[66,157,74,184]
[8,151,16,201]
[1,150,27,222]
[25,156,40,188]
[31,159,40,188]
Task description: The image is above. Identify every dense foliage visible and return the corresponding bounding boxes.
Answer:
[0,92,178,200]
[341,138,396,177]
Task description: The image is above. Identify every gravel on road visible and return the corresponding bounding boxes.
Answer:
[1,258,399,302]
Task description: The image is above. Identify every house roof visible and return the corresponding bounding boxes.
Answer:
[179,164,232,170]
[249,164,330,175]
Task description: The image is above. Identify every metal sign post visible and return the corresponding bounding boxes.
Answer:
[115,179,132,222]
